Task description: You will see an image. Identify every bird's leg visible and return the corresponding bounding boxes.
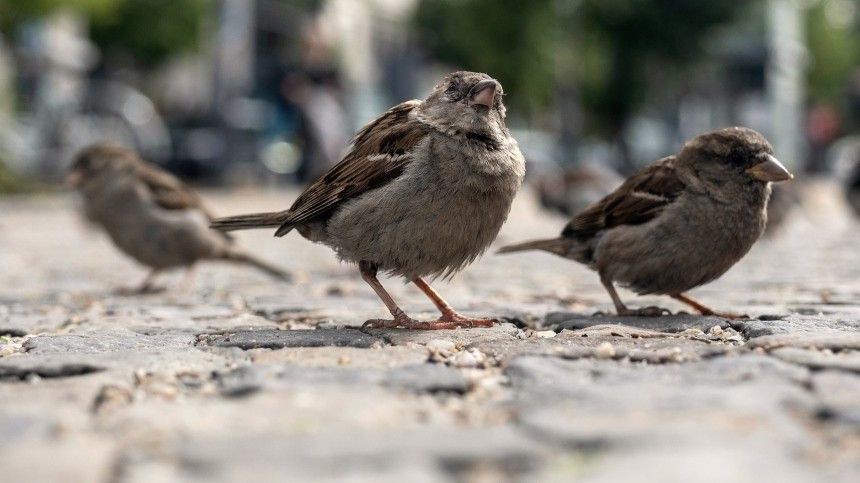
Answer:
[671,293,746,320]
[601,277,671,317]
[359,261,423,329]
[179,264,196,293]
[117,269,165,295]
[413,277,495,328]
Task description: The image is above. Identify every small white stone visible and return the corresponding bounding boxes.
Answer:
[594,342,616,359]
[426,339,456,354]
[534,330,556,339]
[450,350,479,368]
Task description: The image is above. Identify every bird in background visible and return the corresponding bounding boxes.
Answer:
[212,71,525,329]
[67,143,291,293]
[499,127,793,318]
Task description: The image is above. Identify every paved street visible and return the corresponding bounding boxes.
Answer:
[1,182,859,482]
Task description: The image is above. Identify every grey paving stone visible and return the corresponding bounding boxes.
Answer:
[543,313,730,333]
[23,328,196,354]
[770,347,860,373]
[472,326,734,363]
[811,370,860,425]
[156,426,545,483]
[366,322,520,347]
[382,363,469,393]
[203,328,383,349]
[0,313,70,336]
[216,362,468,396]
[504,354,813,411]
[747,332,860,351]
[733,314,860,338]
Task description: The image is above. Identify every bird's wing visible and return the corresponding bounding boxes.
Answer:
[134,162,217,220]
[273,99,429,236]
[563,156,686,238]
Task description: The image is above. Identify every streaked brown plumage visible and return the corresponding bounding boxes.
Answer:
[500,127,793,318]
[67,143,290,292]
[212,72,525,329]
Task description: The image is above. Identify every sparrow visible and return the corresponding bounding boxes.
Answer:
[846,154,860,217]
[66,143,290,293]
[212,71,525,329]
[499,127,793,318]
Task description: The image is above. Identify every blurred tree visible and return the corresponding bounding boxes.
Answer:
[0,0,116,30]
[413,0,745,166]
[804,0,859,104]
[89,0,207,67]
[0,0,206,67]
[413,0,556,116]
[573,0,743,145]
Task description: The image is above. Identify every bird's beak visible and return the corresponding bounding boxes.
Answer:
[64,170,83,188]
[746,154,793,182]
[468,79,498,108]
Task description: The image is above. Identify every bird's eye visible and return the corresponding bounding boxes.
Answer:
[445,82,457,94]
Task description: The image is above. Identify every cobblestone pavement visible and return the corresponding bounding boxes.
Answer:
[1,182,859,483]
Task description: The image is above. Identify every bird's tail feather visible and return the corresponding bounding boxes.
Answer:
[210,212,286,232]
[223,249,292,281]
[497,237,571,257]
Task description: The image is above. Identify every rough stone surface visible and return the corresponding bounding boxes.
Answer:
[203,328,383,349]
[1,186,859,482]
[543,313,730,333]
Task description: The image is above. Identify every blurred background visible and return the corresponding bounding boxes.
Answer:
[0,0,858,217]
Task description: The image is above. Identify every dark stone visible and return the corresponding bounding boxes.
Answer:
[544,313,730,333]
[0,361,103,380]
[204,329,382,349]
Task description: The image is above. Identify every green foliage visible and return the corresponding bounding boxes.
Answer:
[573,0,743,136]
[413,0,744,137]
[414,0,557,116]
[89,0,207,66]
[805,0,859,103]
[0,0,207,67]
[0,158,38,194]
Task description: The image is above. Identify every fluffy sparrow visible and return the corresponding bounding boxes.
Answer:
[499,127,792,318]
[846,155,860,217]
[212,71,525,329]
[67,143,290,292]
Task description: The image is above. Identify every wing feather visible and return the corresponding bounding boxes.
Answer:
[563,156,685,238]
[273,100,429,236]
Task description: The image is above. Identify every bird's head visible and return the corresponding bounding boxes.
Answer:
[681,127,793,185]
[65,142,138,189]
[418,71,507,139]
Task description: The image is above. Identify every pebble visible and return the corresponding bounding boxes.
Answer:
[595,342,616,359]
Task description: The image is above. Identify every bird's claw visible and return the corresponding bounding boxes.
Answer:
[619,306,673,317]
[362,313,496,330]
[115,285,166,296]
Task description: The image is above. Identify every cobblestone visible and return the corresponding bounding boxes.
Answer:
[0,184,858,482]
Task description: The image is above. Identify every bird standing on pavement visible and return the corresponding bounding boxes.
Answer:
[499,127,793,318]
[212,71,525,329]
[67,143,290,293]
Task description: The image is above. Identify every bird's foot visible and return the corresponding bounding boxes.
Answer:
[115,285,166,296]
[362,312,496,330]
[618,306,672,317]
[435,311,497,329]
[700,309,748,320]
